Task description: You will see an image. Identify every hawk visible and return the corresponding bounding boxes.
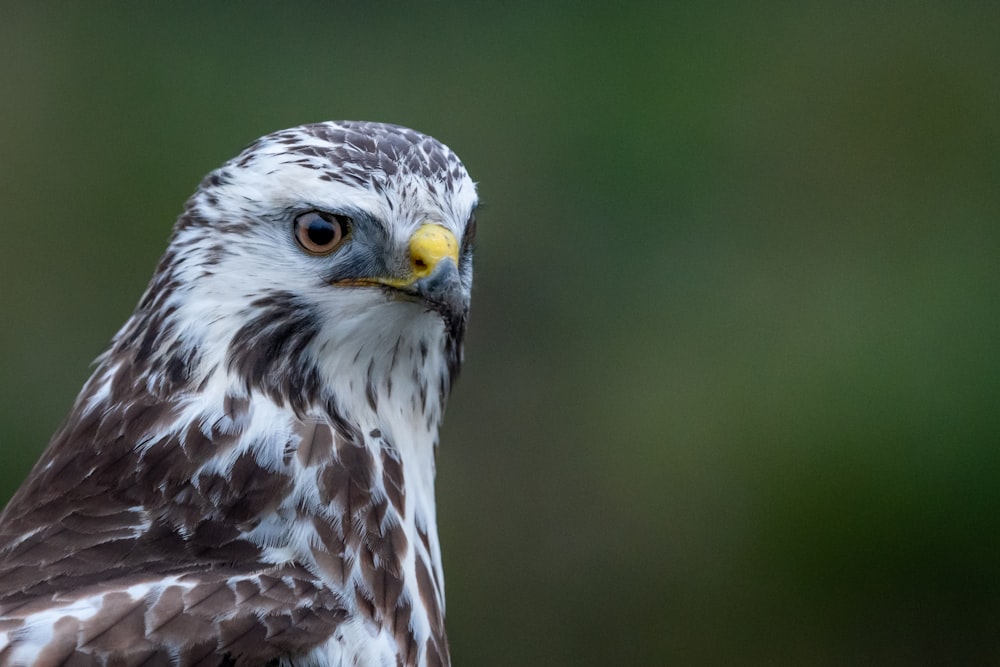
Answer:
[0,121,477,666]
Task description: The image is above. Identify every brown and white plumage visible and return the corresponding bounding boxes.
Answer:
[0,121,478,666]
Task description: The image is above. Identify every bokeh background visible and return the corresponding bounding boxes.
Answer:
[1,2,998,664]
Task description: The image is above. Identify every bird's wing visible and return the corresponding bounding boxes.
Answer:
[0,395,347,665]
[0,563,345,665]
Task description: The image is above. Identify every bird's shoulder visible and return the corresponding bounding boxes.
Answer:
[0,389,350,665]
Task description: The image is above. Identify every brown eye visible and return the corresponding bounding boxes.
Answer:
[294,211,349,255]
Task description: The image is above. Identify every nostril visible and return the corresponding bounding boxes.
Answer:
[414,258,428,271]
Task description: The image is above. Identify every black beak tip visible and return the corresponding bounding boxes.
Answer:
[411,260,467,335]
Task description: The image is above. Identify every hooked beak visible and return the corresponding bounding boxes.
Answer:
[334,223,467,331]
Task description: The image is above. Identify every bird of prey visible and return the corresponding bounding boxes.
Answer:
[0,121,477,666]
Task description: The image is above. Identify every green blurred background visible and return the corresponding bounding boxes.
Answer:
[1,2,999,664]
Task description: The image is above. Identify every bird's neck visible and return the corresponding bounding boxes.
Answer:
[50,318,455,660]
[212,324,453,660]
[63,297,458,657]
[172,311,454,554]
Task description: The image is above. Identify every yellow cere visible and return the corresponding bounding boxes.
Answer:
[373,223,459,289]
[408,223,459,278]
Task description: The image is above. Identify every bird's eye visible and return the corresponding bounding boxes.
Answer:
[294,211,349,255]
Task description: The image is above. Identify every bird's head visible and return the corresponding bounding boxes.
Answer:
[116,121,478,413]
